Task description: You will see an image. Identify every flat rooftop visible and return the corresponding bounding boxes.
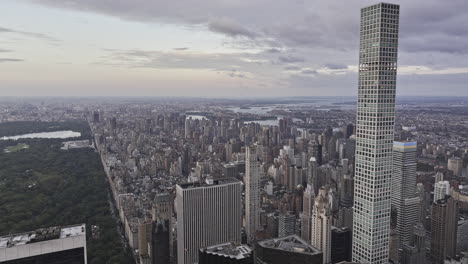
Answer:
[178,177,241,189]
[202,242,252,259]
[257,235,321,255]
[0,224,85,249]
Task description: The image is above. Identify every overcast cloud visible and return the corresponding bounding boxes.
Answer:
[1,0,467,96]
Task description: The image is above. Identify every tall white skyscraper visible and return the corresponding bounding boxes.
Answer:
[311,187,332,264]
[245,145,261,243]
[176,178,242,264]
[352,3,400,264]
[392,142,420,247]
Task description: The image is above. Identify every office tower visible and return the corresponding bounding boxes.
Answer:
[278,212,296,238]
[397,197,420,245]
[301,184,315,243]
[448,157,464,177]
[246,145,261,243]
[0,224,87,263]
[431,196,459,264]
[352,3,400,264]
[255,235,323,264]
[331,227,352,264]
[392,142,417,211]
[392,142,420,248]
[434,181,450,202]
[152,193,173,264]
[199,243,253,264]
[176,178,242,264]
[311,187,332,264]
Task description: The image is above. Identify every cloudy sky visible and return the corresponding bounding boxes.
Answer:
[0,0,467,97]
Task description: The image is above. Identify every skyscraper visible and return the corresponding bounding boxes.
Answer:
[431,199,448,264]
[392,142,420,248]
[430,196,459,264]
[311,187,332,264]
[352,3,400,264]
[176,178,242,264]
[245,145,261,243]
[301,184,315,243]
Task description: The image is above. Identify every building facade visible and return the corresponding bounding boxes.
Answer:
[301,184,315,243]
[245,145,261,243]
[331,227,352,264]
[392,142,420,250]
[311,187,332,264]
[352,3,400,264]
[176,178,242,264]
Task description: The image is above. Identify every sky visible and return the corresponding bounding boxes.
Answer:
[0,0,467,97]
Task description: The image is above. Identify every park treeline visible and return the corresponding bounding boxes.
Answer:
[0,121,133,264]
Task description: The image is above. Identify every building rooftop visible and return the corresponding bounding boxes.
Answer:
[393,141,417,151]
[201,242,252,260]
[178,177,241,189]
[0,224,85,249]
[257,235,321,255]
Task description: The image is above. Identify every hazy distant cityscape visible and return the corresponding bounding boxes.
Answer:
[1,1,468,264]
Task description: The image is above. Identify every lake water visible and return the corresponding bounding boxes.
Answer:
[1,131,81,140]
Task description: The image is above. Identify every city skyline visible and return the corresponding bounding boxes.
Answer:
[1,0,468,97]
[1,1,468,264]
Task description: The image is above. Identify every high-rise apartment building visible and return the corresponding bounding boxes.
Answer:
[176,178,242,264]
[434,181,450,203]
[352,3,400,264]
[311,187,332,264]
[245,145,261,243]
[0,224,87,263]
